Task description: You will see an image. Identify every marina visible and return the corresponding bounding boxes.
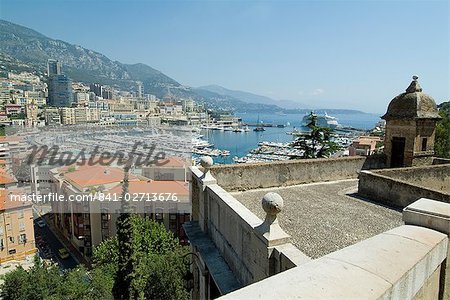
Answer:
[193,112,381,164]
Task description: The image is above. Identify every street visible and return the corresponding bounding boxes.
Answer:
[34,217,79,270]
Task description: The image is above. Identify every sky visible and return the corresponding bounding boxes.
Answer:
[0,0,448,113]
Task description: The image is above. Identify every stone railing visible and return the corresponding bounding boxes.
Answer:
[187,157,310,297]
[210,156,366,191]
[220,198,450,300]
[358,164,450,208]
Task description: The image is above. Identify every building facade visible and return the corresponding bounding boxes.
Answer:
[48,75,73,107]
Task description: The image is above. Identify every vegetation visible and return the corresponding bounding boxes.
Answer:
[98,216,189,300]
[290,112,340,159]
[0,218,189,300]
[0,256,104,300]
[435,101,450,158]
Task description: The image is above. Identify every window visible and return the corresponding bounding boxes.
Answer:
[155,212,163,224]
[169,214,177,232]
[19,222,25,232]
[0,239,3,250]
[421,138,427,151]
[101,220,109,230]
[9,236,14,243]
[19,234,26,243]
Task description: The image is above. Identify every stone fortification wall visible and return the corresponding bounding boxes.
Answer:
[211,156,366,191]
[358,164,450,208]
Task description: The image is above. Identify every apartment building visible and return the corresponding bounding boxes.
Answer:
[60,107,100,125]
[49,164,190,259]
[0,188,36,263]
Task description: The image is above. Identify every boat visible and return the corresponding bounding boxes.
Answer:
[302,112,340,129]
[254,115,265,132]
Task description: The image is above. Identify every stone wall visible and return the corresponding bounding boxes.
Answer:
[220,224,449,300]
[210,156,366,191]
[433,157,450,165]
[358,165,450,208]
[188,166,310,298]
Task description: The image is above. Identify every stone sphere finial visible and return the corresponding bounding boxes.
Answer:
[262,192,284,216]
[200,156,213,172]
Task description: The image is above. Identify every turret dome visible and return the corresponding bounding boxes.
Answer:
[382,76,441,120]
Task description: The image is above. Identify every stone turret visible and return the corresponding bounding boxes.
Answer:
[382,76,441,167]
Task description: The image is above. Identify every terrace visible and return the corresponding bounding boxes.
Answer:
[185,156,450,299]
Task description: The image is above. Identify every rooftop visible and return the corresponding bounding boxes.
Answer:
[107,180,189,196]
[63,165,138,188]
[231,179,403,258]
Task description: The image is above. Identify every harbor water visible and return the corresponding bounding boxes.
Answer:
[200,112,381,164]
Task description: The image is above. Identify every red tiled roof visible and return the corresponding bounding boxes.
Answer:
[107,180,188,196]
[64,165,137,188]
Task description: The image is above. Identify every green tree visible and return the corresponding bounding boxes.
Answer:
[291,112,340,159]
[435,101,450,158]
[94,216,189,300]
[0,256,106,300]
[1,216,189,300]
[113,166,137,299]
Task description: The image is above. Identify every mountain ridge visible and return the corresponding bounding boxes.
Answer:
[0,19,376,115]
[196,84,309,109]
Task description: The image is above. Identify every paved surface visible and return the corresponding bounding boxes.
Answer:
[34,218,79,270]
[231,179,403,259]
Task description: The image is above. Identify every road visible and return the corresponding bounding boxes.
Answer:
[34,218,79,270]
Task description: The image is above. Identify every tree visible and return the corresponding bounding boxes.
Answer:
[113,166,138,299]
[94,216,189,300]
[0,256,107,300]
[291,112,340,159]
[1,216,189,300]
[435,101,450,158]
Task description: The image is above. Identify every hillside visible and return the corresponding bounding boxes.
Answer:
[0,19,374,115]
[0,19,180,97]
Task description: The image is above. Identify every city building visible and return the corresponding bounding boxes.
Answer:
[348,136,382,156]
[48,75,73,107]
[49,164,191,259]
[5,104,23,115]
[44,107,61,125]
[0,188,36,263]
[141,156,189,181]
[60,107,100,125]
[182,99,195,112]
[47,59,62,76]
[25,102,38,127]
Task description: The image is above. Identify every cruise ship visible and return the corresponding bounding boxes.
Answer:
[301,112,340,129]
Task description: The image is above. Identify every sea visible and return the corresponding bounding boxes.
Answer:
[199,112,382,164]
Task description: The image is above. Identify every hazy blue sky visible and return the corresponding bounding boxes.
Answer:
[1,0,448,113]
